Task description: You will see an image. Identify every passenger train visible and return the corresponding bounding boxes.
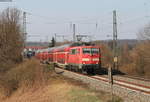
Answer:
[35,42,101,74]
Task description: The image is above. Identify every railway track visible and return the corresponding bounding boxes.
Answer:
[55,67,150,102]
[93,75,150,94]
[122,75,150,82]
[97,75,150,92]
[113,75,150,88]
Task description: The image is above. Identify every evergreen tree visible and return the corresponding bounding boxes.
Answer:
[49,37,55,47]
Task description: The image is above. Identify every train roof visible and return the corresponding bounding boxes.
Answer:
[71,42,95,46]
[51,42,96,51]
[50,44,72,52]
[38,42,97,52]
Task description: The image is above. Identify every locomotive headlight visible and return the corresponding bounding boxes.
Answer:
[82,58,90,61]
[93,58,99,61]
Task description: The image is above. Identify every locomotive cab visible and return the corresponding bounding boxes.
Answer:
[81,46,101,74]
[68,46,101,74]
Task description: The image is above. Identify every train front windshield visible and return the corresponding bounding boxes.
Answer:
[82,48,99,54]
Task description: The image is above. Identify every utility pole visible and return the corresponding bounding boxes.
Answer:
[23,12,27,46]
[108,65,113,101]
[54,33,57,42]
[113,10,118,70]
[73,24,76,42]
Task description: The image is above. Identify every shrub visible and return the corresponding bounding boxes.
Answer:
[0,59,48,98]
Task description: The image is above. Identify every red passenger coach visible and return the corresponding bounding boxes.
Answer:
[36,42,101,74]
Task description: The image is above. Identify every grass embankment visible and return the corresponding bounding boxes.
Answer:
[0,59,122,102]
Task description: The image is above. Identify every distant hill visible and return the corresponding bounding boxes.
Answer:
[101,39,138,46]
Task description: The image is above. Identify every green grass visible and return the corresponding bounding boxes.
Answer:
[69,88,102,102]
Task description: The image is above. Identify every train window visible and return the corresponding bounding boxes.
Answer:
[83,48,99,54]
[91,48,99,54]
[70,49,77,54]
[83,48,91,54]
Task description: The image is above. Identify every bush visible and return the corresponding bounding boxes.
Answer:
[0,59,48,98]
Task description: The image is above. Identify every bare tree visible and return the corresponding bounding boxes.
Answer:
[120,43,131,65]
[100,43,113,67]
[0,8,24,72]
[132,23,150,77]
[138,23,150,41]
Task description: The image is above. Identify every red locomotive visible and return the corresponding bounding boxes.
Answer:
[36,42,101,74]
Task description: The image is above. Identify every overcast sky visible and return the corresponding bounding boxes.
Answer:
[0,0,150,42]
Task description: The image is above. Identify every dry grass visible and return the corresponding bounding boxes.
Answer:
[0,59,47,99]
[3,82,71,102]
[0,59,122,102]
[2,77,103,102]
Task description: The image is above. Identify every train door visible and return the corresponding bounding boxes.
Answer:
[68,48,80,66]
[75,48,80,64]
